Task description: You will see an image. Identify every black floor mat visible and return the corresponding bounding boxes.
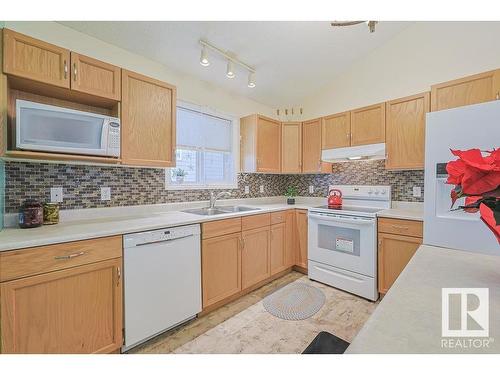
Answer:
[302,331,350,354]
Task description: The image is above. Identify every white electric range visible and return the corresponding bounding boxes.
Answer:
[308,185,391,301]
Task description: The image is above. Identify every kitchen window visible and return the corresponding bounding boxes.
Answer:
[165,102,239,189]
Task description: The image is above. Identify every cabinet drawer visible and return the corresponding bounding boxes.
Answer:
[270,211,286,225]
[0,236,122,282]
[202,217,242,239]
[242,213,271,231]
[378,218,423,238]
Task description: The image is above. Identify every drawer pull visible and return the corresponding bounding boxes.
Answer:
[54,251,85,260]
[391,225,409,230]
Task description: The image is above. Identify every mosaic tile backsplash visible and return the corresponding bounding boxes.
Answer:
[4,160,424,213]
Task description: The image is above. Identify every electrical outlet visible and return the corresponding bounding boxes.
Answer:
[101,187,111,201]
[412,186,422,198]
[259,185,264,193]
[309,185,314,194]
[50,187,63,203]
[244,185,250,194]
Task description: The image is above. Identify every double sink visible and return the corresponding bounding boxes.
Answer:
[182,206,260,216]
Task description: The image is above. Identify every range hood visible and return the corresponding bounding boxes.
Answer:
[321,143,386,163]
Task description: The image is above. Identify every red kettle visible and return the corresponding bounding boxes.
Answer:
[328,189,343,208]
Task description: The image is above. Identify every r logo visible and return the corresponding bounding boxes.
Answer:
[442,288,489,337]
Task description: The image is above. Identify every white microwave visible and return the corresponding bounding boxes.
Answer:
[16,99,120,158]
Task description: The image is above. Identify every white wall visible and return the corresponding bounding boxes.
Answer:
[3,21,275,118]
[303,22,500,118]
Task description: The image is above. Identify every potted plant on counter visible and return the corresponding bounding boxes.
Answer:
[285,186,298,205]
[172,168,188,183]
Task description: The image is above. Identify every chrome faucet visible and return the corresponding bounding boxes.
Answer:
[209,191,232,209]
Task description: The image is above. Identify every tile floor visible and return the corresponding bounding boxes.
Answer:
[129,271,377,354]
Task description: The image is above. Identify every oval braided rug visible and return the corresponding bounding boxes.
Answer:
[263,282,326,320]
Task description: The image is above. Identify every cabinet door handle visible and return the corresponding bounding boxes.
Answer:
[73,63,77,81]
[241,238,245,249]
[54,251,85,260]
[496,91,500,100]
[63,60,68,79]
[116,266,121,286]
[346,133,350,139]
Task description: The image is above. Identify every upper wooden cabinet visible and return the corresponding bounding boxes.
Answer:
[385,92,430,170]
[281,121,302,173]
[70,52,121,100]
[350,103,386,146]
[121,69,176,167]
[431,70,500,111]
[322,111,351,149]
[3,28,70,89]
[240,114,281,173]
[302,118,331,173]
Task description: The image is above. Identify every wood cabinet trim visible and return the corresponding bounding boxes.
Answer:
[281,121,302,173]
[3,28,70,89]
[121,69,176,167]
[321,111,351,150]
[0,236,123,282]
[70,52,121,101]
[201,217,242,239]
[431,69,500,111]
[385,92,430,170]
[377,232,421,294]
[241,213,271,231]
[1,257,123,353]
[350,102,386,146]
[378,217,423,238]
[201,232,242,308]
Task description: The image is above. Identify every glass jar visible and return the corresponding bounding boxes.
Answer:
[43,203,60,225]
[19,200,43,229]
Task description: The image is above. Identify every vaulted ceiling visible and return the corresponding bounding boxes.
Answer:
[60,21,411,107]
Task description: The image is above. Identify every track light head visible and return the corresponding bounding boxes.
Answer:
[226,60,235,78]
[247,72,256,88]
[200,45,210,67]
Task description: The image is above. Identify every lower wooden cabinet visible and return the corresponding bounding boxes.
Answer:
[377,218,423,294]
[241,226,271,289]
[201,232,242,308]
[0,258,123,354]
[284,210,296,268]
[270,222,286,274]
[200,210,304,311]
[295,209,308,269]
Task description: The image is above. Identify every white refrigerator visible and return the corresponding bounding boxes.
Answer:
[424,100,500,255]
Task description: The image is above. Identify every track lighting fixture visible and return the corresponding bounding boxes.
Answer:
[200,45,210,66]
[199,39,256,87]
[247,72,256,88]
[226,60,235,78]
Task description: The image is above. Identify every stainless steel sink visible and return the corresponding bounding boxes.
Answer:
[182,208,229,216]
[182,206,260,216]
[218,206,260,213]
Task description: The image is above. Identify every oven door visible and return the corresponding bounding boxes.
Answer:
[308,211,376,277]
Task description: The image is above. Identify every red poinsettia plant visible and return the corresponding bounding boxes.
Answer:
[446,148,500,243]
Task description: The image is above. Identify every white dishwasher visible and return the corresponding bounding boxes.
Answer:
[123,224,201,351]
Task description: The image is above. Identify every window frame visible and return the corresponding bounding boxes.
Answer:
[165,100,240,190]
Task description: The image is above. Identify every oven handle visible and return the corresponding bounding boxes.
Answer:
[308,212,375,225]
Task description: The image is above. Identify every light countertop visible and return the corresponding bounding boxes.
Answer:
[347,245,500,353]
[377,201,424,221]
[0,197,322,252]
